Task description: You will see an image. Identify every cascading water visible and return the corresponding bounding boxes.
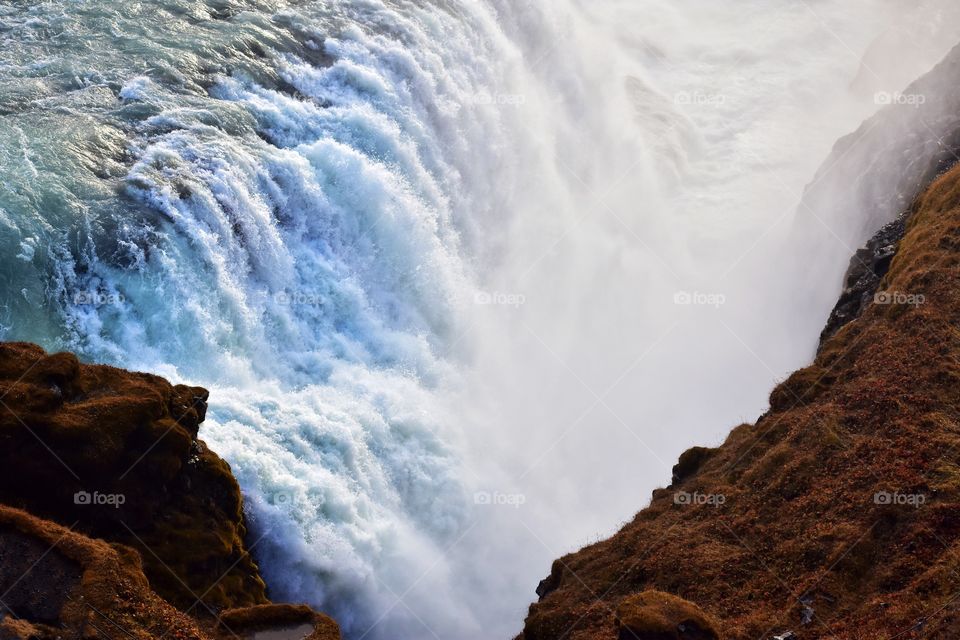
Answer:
[1,0,959,638]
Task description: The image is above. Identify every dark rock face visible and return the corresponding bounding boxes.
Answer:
[671,447,715,486]
[0,527,81,624]
[0,341,266,610]
[799,43,960,247]
[787,42,960,342]
[819,211,909,344]
[536,561,564,601]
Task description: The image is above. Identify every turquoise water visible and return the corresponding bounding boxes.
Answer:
[0,1,502,636]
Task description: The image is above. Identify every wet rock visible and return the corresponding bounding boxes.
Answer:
[799,594,815,626]
[819,211,909,345]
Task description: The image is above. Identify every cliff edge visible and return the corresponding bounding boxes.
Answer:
[0,342,340,639]
[518,163,960,639]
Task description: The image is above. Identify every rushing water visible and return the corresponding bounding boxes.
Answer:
[1,1,958,638]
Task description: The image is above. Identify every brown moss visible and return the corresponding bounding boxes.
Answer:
[672,447,716,486]
[0,504,206,640]
[219,604,341,640]
[615,591,720,640]
[768,365,834,412]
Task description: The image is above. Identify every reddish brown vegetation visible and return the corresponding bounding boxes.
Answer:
[218,604,341,640]
[519,164,960,639]
[614,591,719,640]
[0,505,340,640]
[0,504,209,639]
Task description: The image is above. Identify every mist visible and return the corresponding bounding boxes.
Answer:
[445,1,960,636]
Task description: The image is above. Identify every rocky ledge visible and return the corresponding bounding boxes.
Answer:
[518,163,960,639]
[0,342,339,639]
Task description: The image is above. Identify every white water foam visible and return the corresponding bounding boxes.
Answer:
[2,1,959,638]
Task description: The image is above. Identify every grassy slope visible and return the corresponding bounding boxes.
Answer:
[520,163,960,640]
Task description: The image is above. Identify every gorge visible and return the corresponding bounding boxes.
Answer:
[2,1,960,639]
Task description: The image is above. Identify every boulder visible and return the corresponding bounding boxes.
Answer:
[219,604,341,640]
[615,591,720,640]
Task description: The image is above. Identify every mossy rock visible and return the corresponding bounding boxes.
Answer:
[0,342,267,609]
[672,447,715,485]
[219,604,341,640]
[769,365,834,412]
[615,591,720,640]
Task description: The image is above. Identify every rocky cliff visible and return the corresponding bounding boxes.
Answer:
[0,343,340,640]
[789,42,960,342]
[518,162,960,639]
[799,42,960,249]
